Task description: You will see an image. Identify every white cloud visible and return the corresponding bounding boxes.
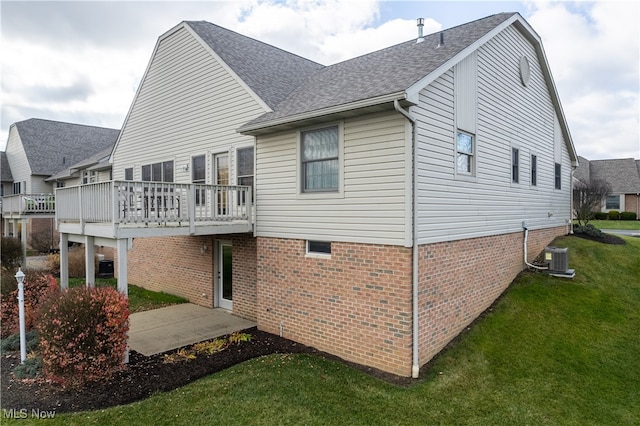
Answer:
[528,1,640,160]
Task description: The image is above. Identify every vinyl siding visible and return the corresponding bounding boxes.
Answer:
[112,25,264,185]
[31,177,54,195]
[5,127,31,192]
[415,25,572,244]
[256,111,409,245]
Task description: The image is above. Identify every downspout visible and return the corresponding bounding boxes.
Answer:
[569,167,575,234]
[394,99,420,378]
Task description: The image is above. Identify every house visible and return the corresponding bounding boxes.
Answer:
[55,13,578,377]
[1,118,119,259]
[574,155,640,216]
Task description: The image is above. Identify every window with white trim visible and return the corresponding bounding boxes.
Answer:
[307,240,331,255]
[124,168,133,180]
[605,195,620,210]
[530,154,537,186]
[142,161,174,182]
[12,182,21,194]
[301,126,339,192]
[512,147,519,183]
[237,147,254,204]
[192,155,206,205]
[554,163,561,190]
[456,131,474,175]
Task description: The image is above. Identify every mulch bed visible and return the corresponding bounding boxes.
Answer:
[572,231,627,245]
[1,328,410,414]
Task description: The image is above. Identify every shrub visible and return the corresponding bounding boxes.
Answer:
[1,237,23,270]
[0,272,58,338]
[620,211,637,221]
[45,246,98,278]
[574,224,604,238]
[0,329,40,354]
[38,286,129,388]
[13,355,43,379]
[594,212,608,220]
[30,229,54,254]
[608,210,620,220]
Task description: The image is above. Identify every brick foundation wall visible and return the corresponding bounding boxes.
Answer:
[126,234,257,317]
[257,238,413,376]
[417,226,566,366]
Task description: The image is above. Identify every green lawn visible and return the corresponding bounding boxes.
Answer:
[65,278,187,313]
[12,236,640,425]
[587,219,640,231]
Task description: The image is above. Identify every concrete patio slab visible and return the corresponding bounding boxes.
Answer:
[128,303,255,356]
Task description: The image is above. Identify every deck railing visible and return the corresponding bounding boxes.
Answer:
[56,181,252,230]
[1,194,56,216]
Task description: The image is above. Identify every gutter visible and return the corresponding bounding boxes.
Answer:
[393,99,420,379]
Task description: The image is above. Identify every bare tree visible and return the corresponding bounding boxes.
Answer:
[573,178,611,226]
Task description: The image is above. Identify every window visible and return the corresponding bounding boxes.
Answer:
[56,181,65,188]
[12,182,21,194]
[456,131,474,175]
[82,170,97,184]
[554,163,562,190]
[124,168,133,180]
[237,147,254,204]
[511,148,519,183]
[142,161,174,182]
[605,195,620,210]
[192,155,206,205]
[301,126,339,192]
[307,240,331,255]
[530,154,537,186]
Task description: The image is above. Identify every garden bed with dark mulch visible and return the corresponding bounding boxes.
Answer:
[572,231,627,245]
[1,327,410,414]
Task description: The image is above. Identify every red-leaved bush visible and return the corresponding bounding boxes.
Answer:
[0,272,58,338]
[37,286,129,388]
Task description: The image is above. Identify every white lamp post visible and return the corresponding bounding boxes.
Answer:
[15,267,26,363]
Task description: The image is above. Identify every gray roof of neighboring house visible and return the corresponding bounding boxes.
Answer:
[46,145,114,181]
[1,151,13,182]
[575,156,640,194]
[13,118,119,176]
[185,21,324,109]
[241,13,514,131]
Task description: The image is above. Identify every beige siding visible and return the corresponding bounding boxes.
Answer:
[31,177,54,195]
[256,111,408,245]
[112,25,265,185]
[4,127,31,192]
[415,25,572,244]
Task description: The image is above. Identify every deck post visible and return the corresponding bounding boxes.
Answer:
[3,218,9,237]
[85,236,95,287]
[59,233,69,290]
[116,238,129,363]
[20,218,27,268]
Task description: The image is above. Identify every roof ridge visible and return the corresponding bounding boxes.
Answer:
[17,117,120,132]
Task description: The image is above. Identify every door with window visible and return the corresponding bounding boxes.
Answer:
[217,241,233,310]
[213,153,229,214]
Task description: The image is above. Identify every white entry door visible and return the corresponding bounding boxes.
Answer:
[217,240,233,310]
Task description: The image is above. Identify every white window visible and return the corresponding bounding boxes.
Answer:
[237,147,254,204]
[12,182,21,194]
[82,170,97,184]
[554,163,561,190]
[301,126,339,192]
[605,195,620,210]
[307,240,331,255]
[192,155,206,205]
[124,168,133,180]
[530,154,537,186]
[142,161,174,182]
[512,147,519,183]
[456,131,474,175]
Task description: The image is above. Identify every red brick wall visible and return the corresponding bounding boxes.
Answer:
[126,234,256,316]
[624,194,639,216]
[417,226,566,366]
[257,238,414,376]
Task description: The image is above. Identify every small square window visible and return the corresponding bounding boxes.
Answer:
[307,240,331,255]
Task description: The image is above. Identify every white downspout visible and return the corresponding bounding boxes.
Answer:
[522,223,548,271]
[394,99,420,378]
[569,167,575,234]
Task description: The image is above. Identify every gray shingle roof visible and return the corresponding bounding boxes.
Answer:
[575,156,640,194]
[241,13,514,130]
[14,118,119,176]
[46,145,114,181]
[1,151,13,182]
[185,21,324,109]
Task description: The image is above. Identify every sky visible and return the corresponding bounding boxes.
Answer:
[1,0,638,161]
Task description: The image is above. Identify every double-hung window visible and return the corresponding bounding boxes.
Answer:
[301,126,339,192]
[605,195,620,210]
[192,155,206,205]
[124,168,133,181]
[237,147,254,204]
[12,182,21,194]
[530,155,537,186]
[512,148,519,183]
[456,131,474,175]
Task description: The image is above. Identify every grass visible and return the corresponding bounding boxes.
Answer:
[587,220,640,231]
[9,236,640,425]
[65,278,187,313]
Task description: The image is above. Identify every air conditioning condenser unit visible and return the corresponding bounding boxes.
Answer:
[544,246,575,278]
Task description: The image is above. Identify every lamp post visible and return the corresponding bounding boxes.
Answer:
[15,267,26,363]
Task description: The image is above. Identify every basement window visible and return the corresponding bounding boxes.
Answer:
[307,240,331,256]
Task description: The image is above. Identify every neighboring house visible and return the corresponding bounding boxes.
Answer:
[1,118,119,256]
[56,13,578,377]
[46,146,115,188]
[574,156,640,215]
[1,152,13,210]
